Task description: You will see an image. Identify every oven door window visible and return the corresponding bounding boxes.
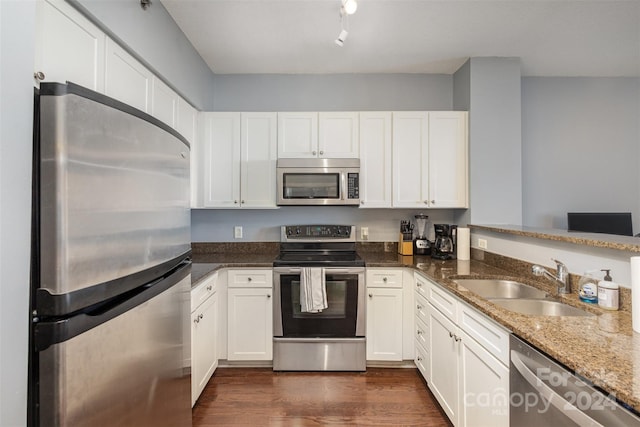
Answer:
[278,273,360,338]
[282,173,340,199]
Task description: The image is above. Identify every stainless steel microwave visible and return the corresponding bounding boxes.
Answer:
[276,158,360,206]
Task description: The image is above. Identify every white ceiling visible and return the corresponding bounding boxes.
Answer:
[162,0,640,77]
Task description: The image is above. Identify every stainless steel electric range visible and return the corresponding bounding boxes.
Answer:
[272,225,366,371]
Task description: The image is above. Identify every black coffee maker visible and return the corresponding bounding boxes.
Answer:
[432,224,457,260]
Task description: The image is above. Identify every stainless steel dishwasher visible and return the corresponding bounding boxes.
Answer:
[510,335,640,426]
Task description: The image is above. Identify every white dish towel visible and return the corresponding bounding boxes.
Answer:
[300,267,327,313]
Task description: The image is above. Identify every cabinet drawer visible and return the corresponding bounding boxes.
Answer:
[459,303,510,366]
[415,292,429,325]
[427,280,458,322]
[415,317,429,351]
[414,339,430,382]
[414,272,429,300]
[366,269,403,288]
[228,269,273,288]
[191,271,217,311]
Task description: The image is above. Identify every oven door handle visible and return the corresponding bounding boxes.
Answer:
[275,267,302,274]
[510,350,605,427]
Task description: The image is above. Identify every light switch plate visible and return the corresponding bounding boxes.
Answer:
[234,226,243,239]
[478,238,488,249]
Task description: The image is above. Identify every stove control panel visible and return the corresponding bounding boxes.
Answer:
[283,225,354,240]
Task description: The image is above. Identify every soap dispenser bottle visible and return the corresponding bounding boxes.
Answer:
[598,269,619,310]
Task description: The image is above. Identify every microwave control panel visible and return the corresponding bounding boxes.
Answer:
[347,173,359,199]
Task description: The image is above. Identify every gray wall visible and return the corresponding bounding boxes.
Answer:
[453,57,523,226]
[192,208,455,242]
[0,2,35,425]
[72,0,216,110]
[211,73,452,111]
[522,77,640,231]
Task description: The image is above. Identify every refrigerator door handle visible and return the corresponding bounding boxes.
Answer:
[33,260,190,352]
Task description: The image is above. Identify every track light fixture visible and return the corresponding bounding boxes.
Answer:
[341,0,358,15]
[335,0,357,47]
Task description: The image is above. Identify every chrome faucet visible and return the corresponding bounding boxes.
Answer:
[532,259,570,294]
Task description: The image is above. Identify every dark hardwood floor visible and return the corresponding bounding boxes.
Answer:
[193,367,452,426]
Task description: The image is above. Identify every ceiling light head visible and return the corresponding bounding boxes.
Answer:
[341,0,357,15]
[335,29,348,47]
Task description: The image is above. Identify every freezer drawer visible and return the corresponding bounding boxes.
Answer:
[36,275,191,427]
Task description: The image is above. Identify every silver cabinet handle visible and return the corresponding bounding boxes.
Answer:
[424,200,429,204]
[361,200,364,205]
[431,200,435,204]
[417,356,423,362]
[368,293,373,298]
[417,304,422,310]
[319,150,324,155]
[417,329,423,335]
[416,283,422,287]
[206,285,212,291]
[449,331,454,338]
[247,277,252,282]
[34,71,45,80]
[234,200,238,204]
[241,200,245,204]
[454,335,461,342]
[382,277,388,282]
[312,150,317,155]
[267,294,271,298]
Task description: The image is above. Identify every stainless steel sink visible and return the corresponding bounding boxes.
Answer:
[490,298,595,317]
[453,278,548,299]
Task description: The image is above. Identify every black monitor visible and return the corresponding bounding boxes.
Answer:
[567,212,633,237]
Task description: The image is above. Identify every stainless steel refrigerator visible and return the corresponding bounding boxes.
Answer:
[29,82,192,426]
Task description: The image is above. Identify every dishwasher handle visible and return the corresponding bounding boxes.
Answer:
[510,349,605,427]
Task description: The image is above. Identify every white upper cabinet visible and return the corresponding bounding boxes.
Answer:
[392,112,430,208]
[428,112,468,208]
[359,112,393,208]
[240,113,278,208]
[277,112,318,158]
[201,113,241,208]
[392,111,468,209]
[35,0,105,91]
[151,76,178,128]
[318,112,359,158]
[278,112,359,158]
[104,38,152,113]
[177,98,197,144]
[198,112,277,208]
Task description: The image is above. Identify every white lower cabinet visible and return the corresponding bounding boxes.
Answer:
[366,269,403,361]
[227,269,273,361]
[415,272,509,427]
[191,272,218,406]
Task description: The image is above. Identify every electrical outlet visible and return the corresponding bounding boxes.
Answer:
[361,227,369,240]
[478,238,488,249]
[234,226,243,239]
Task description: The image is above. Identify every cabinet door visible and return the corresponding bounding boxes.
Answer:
[366,288,403,361]
[241,113,278,208]
[35,0,105,91]
[392,112,429,208]
[104,38,151,113]
[428,304,459,425]
[458,329,509,427]
[151,76,178,128]
[202,113,241,208]
[227,288,273,361]
[359,112,392,208]
[191,291,218,406]
[428,112,468,208]
[318,112,359,158]
[277,112,318,158]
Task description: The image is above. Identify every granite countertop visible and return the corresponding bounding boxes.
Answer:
[189,250,640,413]
[471,223,640,253]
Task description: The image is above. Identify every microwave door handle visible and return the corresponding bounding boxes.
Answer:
[340,172,346,200]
